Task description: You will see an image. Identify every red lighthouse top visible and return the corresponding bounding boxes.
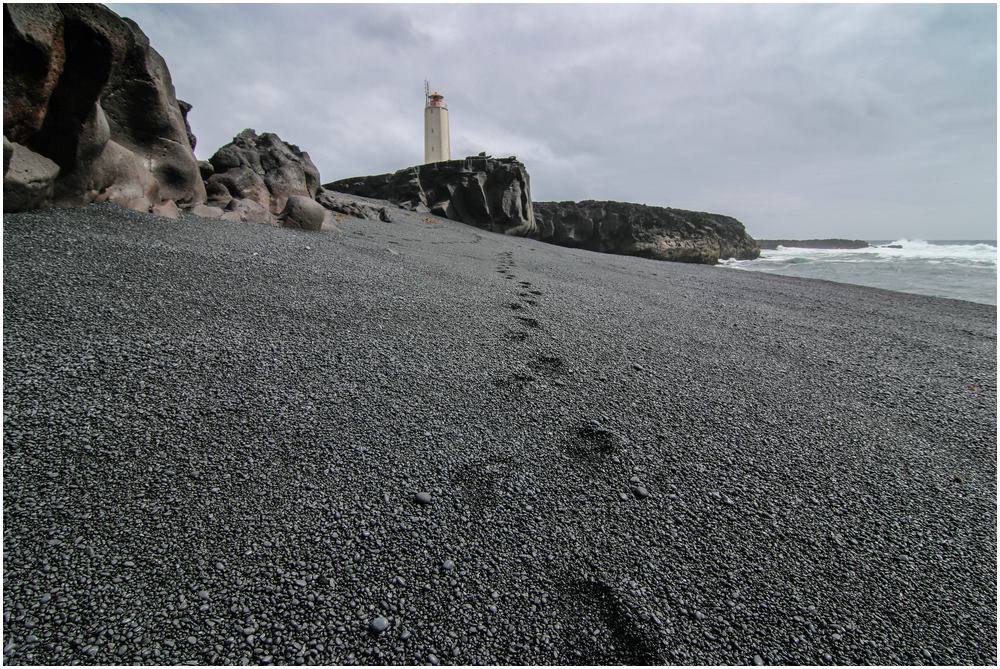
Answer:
[428,92,445,106]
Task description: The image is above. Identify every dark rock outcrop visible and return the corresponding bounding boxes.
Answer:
[2,3,205,213]
[534,200,760,264]
[204,129,320,226]
[757,239,870,250]
[325,156,535,236]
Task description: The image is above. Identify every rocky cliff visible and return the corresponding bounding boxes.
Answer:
[3,3,204,214]
[534,200,760,263]
[325,156,536,236]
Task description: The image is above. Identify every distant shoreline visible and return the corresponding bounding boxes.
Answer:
[757,238,997,250]
[756,238,869,250]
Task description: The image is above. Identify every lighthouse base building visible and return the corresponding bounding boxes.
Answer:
[424,90,450,164]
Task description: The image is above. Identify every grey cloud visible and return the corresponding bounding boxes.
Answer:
[114,3,996,239]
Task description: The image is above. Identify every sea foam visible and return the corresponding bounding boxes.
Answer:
[719,239,997,304]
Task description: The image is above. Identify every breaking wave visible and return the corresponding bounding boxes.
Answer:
[719,239,997,305]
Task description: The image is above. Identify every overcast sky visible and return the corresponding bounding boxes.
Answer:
[114,3,996,239]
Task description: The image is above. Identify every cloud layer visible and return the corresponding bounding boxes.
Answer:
[115,3,996,239]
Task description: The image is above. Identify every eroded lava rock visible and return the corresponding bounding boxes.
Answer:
[3,3,205,214]
[204,128,321,227]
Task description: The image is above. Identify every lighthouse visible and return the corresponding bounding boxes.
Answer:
[424,82,450,164]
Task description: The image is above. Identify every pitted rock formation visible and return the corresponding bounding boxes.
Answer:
[325,157,535,236]
[204,129,321,227]
[533,200,760,264]
[3,3,205,214]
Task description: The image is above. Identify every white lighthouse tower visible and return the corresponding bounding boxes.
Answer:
[424,81,450,164]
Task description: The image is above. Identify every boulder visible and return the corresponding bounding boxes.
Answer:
[325,156,535,236]
[197,159,214,181]
[278,195,326,231]
[3,140,59,211]
[189,203,223,219]
[150,199,179,219]
[533,200,760,264]
[220,197,273,226]
[204,179,231,208]
[206,164,269,210]
[206,129,320,223]
[2,3,204,213]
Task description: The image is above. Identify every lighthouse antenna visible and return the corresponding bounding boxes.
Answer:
[424,79,430,99]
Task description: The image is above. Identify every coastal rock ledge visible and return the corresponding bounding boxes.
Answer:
[326,159,759,264]
[325,156,535,236]
[535,200,760,264]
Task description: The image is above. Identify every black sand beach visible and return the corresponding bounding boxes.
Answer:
[3,203,996,665]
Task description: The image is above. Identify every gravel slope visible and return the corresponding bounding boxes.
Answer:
[3,203,996,665]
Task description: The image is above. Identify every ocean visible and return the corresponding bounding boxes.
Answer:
[720,239,997,306]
